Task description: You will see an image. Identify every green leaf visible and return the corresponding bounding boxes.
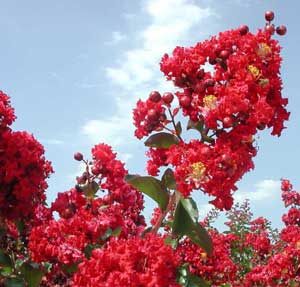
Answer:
[187,119,204,133]
[173,199,213,256]
[126,176,169,210]
[82,180,99,199]
[0,250,12,268]
[111,226,122,237]
[188,275,210,287]
[144,132,179,149]
[161,168,176,190]
[175,121,182,136]
[101,226,122,241]
[181,197,199,222]
[101,227,113,241]
[20,262,44,287]
[15,220,25,235]
[177,263,210,287]
[201,134,214,143]
[84,244,102,259]
[0,266,12,276]
[5,277,25,287]
[61,263,79,274]
[164,236,179,249]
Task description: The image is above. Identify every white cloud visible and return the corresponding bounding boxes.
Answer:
[83,0,216,149]
[104,31,126,45]
[82,115,134,147]
[235,179,281,202]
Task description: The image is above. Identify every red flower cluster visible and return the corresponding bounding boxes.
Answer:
[133,24,289,210]
[177,232,238,285]
[0,91,53,220]
[29,202,125,265]
[0,91,16,129]
[133,92,168,139]
[29,143,145,270]
[72,234,181,287]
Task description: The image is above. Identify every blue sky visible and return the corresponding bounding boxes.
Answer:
[0,0,299,228]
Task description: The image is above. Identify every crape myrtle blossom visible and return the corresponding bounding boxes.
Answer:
[0,92,53,220]
[133,23,289,210]
[0,10,295,287]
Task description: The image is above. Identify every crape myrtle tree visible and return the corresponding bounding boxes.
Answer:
[0,10,296,287]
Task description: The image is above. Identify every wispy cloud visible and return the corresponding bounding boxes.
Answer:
[235,179,281,202]
[82,0,217,148]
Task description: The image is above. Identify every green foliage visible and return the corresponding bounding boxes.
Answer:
[126,175,169,210]
[173,198,213,256]
[177,263,210,287]
[144,132,179,148]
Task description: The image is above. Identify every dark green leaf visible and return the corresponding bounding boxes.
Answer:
[187,119,204,133]
[175,121,182,136]
[5,277,25,287]
[61,263,79,274]
[126,176,169,210]
[144,132,179,149]
[101,226,122,241]
[15,220,25,235]
[111,226,122,237]
[181,197,199,222]
[161,168,176,190]
[201,134,214,143]
[177,263,210,287]
[84,244,102,259]
[0,250,12,268]
[173,199,213,255]
[188,275,210,287]
[21,262,44,287]
[82,180,99,199]
[164,236,179,249]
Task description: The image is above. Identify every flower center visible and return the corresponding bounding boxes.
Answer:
[203,95,217,109]
[190,162,206,181]
[257,43,271,58]
[247,65,260,78]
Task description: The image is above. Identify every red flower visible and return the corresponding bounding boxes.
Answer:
[72,234,181,287]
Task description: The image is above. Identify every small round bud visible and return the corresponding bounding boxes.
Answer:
[74,152,83,161]
[276,25,287,36]
[162,92,174,104]
[239,25,249,36]
[179,96,191,108]
[147,109,160,121]
[219,50,230,60]
[265,11,275,22]
[265,24,275,35]
[149,91,161,102]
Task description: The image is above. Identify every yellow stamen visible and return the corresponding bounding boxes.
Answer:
[257,43,271,58]
[203,95,217,110]
[247,65,260,79]
[190,162,206,181]
[200,252,207,261]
